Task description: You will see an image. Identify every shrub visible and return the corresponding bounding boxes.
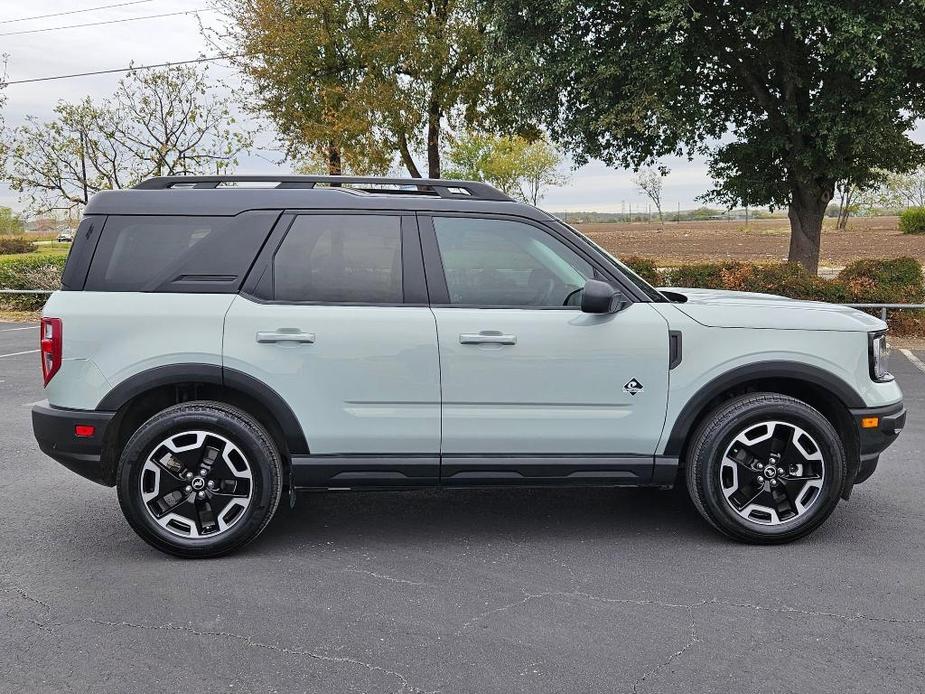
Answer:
[622,256,661,285]
[0,255,67,311]
[837,257,925,303]
[661,261,739,289]
[899,207,925,234]
[656,257,925,334]
[0,237,36,255]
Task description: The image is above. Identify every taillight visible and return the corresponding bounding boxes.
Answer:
[40,317,62,386]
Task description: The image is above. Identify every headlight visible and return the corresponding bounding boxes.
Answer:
[869,331,893,383]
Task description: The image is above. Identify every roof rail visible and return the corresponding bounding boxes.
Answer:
[133,175,515,202]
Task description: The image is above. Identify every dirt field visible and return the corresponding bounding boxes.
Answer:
[575,216,923,269]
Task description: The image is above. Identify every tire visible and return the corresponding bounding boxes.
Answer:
[685,393,846,544]
[116,401,283,558]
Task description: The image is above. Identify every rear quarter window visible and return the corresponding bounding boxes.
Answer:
[85,211,279,293]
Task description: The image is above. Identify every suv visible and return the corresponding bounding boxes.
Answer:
[32,176,905,557]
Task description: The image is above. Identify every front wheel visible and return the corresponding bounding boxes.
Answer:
[685,393,846,543]
[116,401,283,558]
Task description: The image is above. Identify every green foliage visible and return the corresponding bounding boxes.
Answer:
[444,132,567,203]
[656,257,923,308]
[0,255,67,310]
[490,0,925,270]
[215,0,492,177]
[0,207,25,235]
[899,207,925,234]
[3,66,253,214]
[622,256,660,285]
[0,238,35,255]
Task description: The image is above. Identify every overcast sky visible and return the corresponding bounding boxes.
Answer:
[2,0,922,216]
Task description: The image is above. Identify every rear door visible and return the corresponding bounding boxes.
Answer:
[420,213,670,485]
[222,211,441,486]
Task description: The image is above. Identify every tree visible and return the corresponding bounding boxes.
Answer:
[0,207,23,235]
[4,65,253,214]
[883,167,925,208]
[490,1,925,273]
[633,167,665,225]
[444,132,568,203]
[213,0,491,178]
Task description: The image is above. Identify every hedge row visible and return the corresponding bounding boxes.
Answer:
[0,255,68,311]
[624,255,924,303]
[0,237,36,255]
[622,255,925,333]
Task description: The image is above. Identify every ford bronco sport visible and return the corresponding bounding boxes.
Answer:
[32,175,905,557]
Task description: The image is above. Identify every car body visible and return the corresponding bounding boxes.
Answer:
[56,231,74,243]
[32,176,905,556]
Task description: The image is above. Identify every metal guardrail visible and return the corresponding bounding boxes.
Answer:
[0,290,923,321]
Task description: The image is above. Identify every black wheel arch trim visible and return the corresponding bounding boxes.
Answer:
[662,360,866,457]
[96,363,309,454]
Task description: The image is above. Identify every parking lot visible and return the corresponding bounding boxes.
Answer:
[1,321,924,693]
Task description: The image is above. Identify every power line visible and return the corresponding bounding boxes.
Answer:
[0,8,214,37]
[4,54,245,85]
[0,0,159,25]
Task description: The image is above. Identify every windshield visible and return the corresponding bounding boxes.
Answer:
[557,221,667,302]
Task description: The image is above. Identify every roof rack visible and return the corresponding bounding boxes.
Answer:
[133,175,514,202]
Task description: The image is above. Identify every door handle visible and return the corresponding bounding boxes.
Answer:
[459,331,517,345]
[256,330,315,344]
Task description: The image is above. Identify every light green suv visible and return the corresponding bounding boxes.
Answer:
[32,176,905,557]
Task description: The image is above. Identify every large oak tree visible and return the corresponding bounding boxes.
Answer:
[214,0,490,178]
[490,1,925,272]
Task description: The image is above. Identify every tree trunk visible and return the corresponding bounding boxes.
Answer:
[327,142,342,176]
[426,98,441,179]
[787,183,832,274]
[397,130,421,178]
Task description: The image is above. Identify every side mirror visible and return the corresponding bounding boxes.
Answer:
[580,279,626,314]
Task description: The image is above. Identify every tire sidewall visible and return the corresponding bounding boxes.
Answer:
[117,405,280,557]
[695,398,845,541]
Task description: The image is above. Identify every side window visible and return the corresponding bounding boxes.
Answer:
[433,216,596,307]
[85,212,278,293]
[273,214,403,303]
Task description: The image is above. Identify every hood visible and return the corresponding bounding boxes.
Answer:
[660,287,886,332]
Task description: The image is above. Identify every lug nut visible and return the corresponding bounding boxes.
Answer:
[207,480,215,489]
[770,479,778,487]
[757,476,764,483]
[199,469,207,476]
[185,471,193,479]
[777,468,784,475]
[197,490,205,499]
[185,485,192,492]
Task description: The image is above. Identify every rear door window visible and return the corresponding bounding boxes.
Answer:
[85,212,278,292]
[272,214,403,303]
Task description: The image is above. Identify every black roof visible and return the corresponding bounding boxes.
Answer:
[84,175,550,220]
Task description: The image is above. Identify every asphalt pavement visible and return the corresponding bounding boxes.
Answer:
[1,321,923,693]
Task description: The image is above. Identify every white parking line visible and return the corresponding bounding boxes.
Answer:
[0,325,38,332]
[0,349,39,358]
[899,348,925,376]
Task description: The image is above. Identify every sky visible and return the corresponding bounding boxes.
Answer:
[1,0,921,216]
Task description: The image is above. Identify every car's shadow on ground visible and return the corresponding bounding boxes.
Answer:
[254,485,720,551]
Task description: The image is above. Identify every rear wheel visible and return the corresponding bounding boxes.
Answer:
[116,401,283,558]
[685,393,846,543]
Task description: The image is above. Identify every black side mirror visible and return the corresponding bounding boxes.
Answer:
[580,279,626,314]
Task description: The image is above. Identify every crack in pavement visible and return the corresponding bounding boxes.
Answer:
[1,581,432,694]
[344,568,428,587]
[455,589,925,692]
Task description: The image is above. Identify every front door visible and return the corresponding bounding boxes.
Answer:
[223,212,440,486]
[421,214,670,485]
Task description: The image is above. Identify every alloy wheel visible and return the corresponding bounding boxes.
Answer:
[140,430,253,538]
[719,420,825,526]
